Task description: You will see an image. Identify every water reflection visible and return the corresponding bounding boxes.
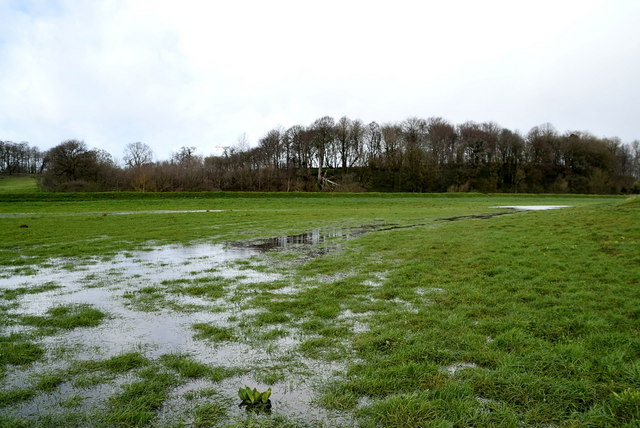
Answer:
[0,227,369,425]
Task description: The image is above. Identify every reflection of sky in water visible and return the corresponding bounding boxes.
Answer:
[0,234,361,425]
[1,242,273,363]
[489,205,572,211]
[0,243,265,292]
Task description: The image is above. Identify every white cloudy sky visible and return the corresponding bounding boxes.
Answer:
[1,0,639,161]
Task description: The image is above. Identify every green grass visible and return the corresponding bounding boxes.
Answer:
[167,276,230,300]
[20,304,106,330]
[0,340,45,366]
[0,176,39,194]
[192,323,236,342]
[1,283,61,300]
[34,372,66,392]
[0,192,617,267]
[0,388,36,408]
[193,402,227,427]
[0,192,637,426]
[72,351,150,374]
[159,353,211,378]
[103,367,179,427]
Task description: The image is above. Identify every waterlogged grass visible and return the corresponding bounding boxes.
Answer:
[72,351,150,374]
[33,371,66,392]
[0,192,614,266]
[0,340,44,366]
[0,192,637,426]
[0,387,36,407]
[0,282,61,300]
[193,402,227,427]
[192,323,236,342]
[103,367,179,427]
[21,304,106,330]
[168,276,231,300]
[160,353,212,378]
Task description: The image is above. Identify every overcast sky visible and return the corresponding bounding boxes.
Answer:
[1,0,639,161]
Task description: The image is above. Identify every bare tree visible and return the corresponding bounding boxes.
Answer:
[365,121,383,164]
[123,142,154,168]
[259,128,283,168]
[426,117,456,164]
[349,119,365,168]
[172,146,197,165]
[310,116,335,185]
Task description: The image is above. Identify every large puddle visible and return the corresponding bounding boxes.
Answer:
[1,225,391,425]
[489,205,572,211]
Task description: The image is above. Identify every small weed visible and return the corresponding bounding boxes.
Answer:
[238,385,272,408]
[123,287,168,312]
[11,266,37,276]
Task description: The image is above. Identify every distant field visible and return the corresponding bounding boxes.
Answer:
[0,176,39,193]
[0,193,638,427]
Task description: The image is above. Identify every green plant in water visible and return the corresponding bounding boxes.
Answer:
[238,385,272,411]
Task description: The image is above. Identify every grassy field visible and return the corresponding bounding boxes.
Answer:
[0,176,39,194]
[0,192,638,427]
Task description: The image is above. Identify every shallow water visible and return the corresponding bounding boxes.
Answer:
[489,205,572,211]
[0,227,374,425]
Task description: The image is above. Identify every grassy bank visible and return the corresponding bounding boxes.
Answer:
[0,176,39,194]
[0,193,637,427]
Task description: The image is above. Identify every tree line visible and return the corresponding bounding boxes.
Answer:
[3,116,640,193]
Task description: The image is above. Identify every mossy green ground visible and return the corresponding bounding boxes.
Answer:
[0,192,638,427]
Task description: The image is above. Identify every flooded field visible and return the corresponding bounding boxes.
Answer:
[0,223,407,426]
[1,196,636,427]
